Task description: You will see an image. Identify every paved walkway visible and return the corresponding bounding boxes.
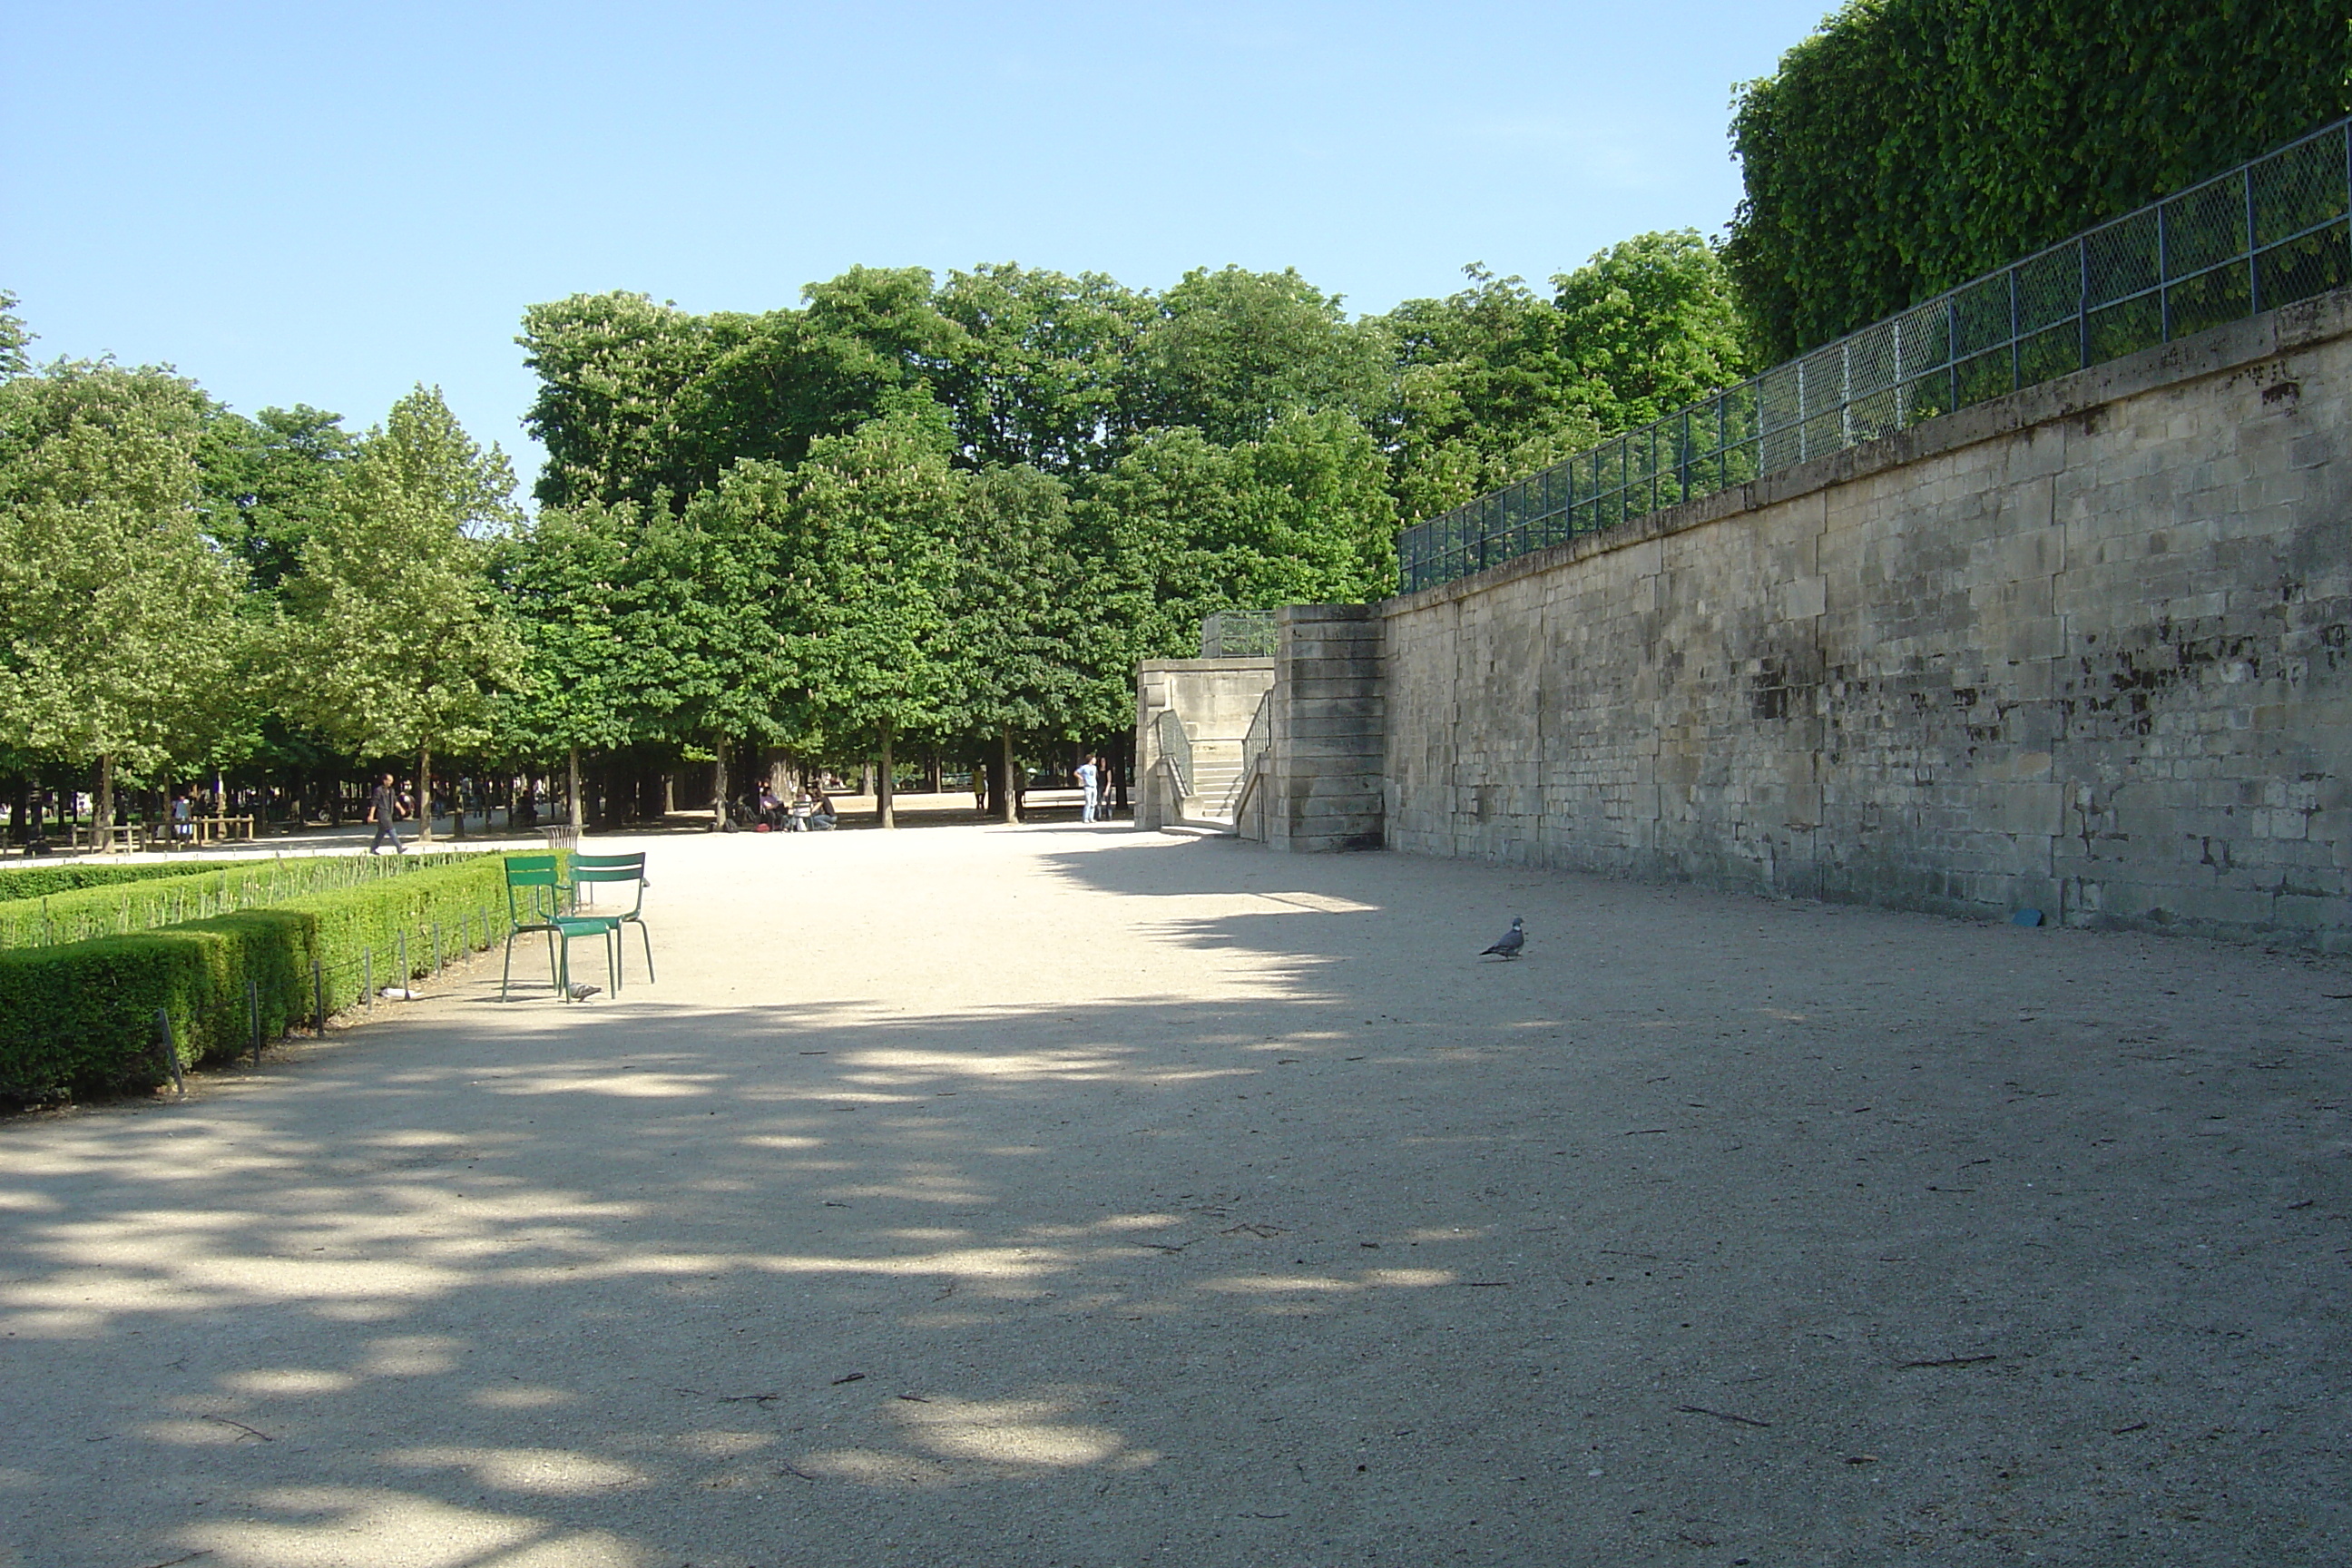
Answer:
[3,825,2347,1567]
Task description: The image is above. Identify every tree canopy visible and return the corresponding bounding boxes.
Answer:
[1724,0,2352,359]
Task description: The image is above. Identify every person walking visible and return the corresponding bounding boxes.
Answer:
[369,772,406,855]
[1077,755,1100,823]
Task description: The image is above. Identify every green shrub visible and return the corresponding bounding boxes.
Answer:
[0,853,544,1105]
[277,851,518,1006]
[0,912,313,1102]
[0,852,479,950]
[0,859,256,903]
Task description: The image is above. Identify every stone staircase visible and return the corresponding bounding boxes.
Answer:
[1183,741,1248,823]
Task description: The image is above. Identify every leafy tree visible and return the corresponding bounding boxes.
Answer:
[0,291,32,379]
[942,464,1110,820]
[1552,231,1750,433]
[1125,266,1392,446]
[673,267,966,492]
[934,263,1146,475]
[621,476,789,824]
[493,501,642,828]
[283,386,524,840]
[198,403,357,592]
[1088,409,1396,666]
[0,358,244,841]
[520,291,717,511]
[1381,265,1595,521]
[767,407,963,827]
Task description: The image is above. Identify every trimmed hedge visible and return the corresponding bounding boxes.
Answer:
[0,852,539,1105]
[0,859,258,903]
[0,852,479,950]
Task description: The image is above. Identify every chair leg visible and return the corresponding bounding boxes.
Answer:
[607,926,622,996]
[500,931,516,1002]
[635,920,655,984]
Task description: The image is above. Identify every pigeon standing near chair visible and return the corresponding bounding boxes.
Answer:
[1482,916,1525,958]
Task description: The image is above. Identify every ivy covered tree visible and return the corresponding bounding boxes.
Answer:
[1725,0,2352,358]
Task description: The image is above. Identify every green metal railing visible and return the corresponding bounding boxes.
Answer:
[1399,116,2352,593]
[1201,611,1278,658]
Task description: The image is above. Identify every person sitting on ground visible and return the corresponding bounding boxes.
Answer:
[808,789,837,830]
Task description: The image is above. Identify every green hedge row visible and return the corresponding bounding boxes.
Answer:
[0,852,542,1105]
[0,852,480,950]
[0,859,256,903]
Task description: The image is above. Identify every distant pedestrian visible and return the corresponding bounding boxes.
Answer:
[369,772,406,855]
[1078,755,1100,823]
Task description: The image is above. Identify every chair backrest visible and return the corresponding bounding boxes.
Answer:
[505,853,564,924]
[570,852,646,915]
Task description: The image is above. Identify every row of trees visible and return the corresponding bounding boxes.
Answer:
[18,3,2318,830]
[0,235,1751,838]
[0,300,523,842]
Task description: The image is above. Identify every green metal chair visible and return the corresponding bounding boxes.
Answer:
[501,853,618,1002]
[570,852,653,989]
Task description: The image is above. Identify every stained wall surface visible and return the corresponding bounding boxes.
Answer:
[1380,289,2352,944]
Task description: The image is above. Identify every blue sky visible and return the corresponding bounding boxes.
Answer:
[3,1,1831,488]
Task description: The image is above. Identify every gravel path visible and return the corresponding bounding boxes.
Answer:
[3,823,2347,1567]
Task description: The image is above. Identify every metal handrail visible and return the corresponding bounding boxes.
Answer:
[1154,709,1194,801]
[1399,115,2352,593]
[1221,690,1272,819]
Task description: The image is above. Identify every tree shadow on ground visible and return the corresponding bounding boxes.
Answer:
[3,835,2349,1565]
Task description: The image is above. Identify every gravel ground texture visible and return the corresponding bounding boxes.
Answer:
[2,821,2347,1568]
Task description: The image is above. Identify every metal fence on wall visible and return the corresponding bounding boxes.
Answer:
[1398,116,2352,594]
[1200,611,1278,658]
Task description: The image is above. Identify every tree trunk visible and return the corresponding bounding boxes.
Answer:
[94,755,115,853]
[416,743,434,843]
[1000,726,1020,824]
[711,738,729,830]
[567,746,584,830]
[925,750,942,794]
[877,720,897,829]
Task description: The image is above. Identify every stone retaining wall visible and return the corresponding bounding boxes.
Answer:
[1235,289,2352,946]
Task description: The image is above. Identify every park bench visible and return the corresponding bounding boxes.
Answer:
[68,823,149,852]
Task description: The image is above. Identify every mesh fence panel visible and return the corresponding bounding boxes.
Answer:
[1396,115,2352,594]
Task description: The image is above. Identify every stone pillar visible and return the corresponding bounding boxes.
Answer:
[1267,604,1385,852]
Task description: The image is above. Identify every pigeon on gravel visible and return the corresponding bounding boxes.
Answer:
[1482,916,1525,958]
[566,982,602,1002]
